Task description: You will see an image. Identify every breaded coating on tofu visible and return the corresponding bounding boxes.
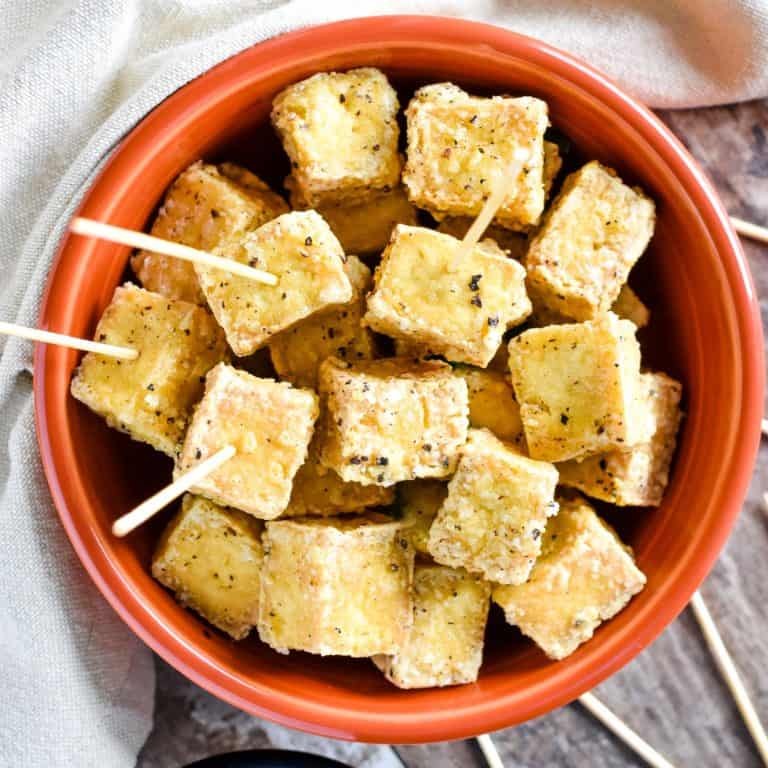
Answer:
[398,480,449,556]
[611,285,650,329]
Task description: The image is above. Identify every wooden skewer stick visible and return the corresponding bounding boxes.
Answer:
[0,320,137,360]
[70,217,278,286]
[761,418,768,437]
[762,491,768,517]
[112,445,236,537]
[450,148,529,270]
[578,693,677,768]
[731,217,768,245]
[475,734,505,768]
[690,591,768,766]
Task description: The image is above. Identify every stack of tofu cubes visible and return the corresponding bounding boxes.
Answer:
[71,66,683,689]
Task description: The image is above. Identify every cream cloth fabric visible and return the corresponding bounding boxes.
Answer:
[1,1,766,766]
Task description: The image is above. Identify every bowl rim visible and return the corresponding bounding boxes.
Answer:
[33,15,765,743]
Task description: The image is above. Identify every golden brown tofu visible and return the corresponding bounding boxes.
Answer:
[612,285,650,329]
[525,161,656,321]
[131,162,288,304]
[373,565,491,688]
[287,178,418,254]
[318,356,469,486]
[398,480,449,556]
[268,255,377,388]
[258,516,414,656]
[271,68,402,208]
[558,372,683,506]
[151,494,264,640]
[403,83,549,231]
[176,363,318,519]
[453,366,525,446]
[364,225,531,367]
[435,218,528,260]
[493,493,646,660]
[542,140,563,197]
[508,312,649,462]
[196,210,352,356]
[428,429,559,584]
[70,284,228,457]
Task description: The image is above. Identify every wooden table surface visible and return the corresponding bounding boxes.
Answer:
[138,99,768,768]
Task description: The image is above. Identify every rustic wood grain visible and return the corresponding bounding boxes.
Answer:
[137,99,768,768]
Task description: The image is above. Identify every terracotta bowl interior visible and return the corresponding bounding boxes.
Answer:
[35,18,763,743]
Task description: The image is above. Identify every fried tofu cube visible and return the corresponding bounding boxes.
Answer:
[398,480,449,556]
[558,372,683,506]
[428,428,559,584]
[364,225,531,367]
[453,366,525,446]
[612,285,650,329]
[258,516,414,656]
[271,68,402,208]
[525,161,656,322]
[493,493,646,660]
[268,255,377,388]
[176,363,318,519]
[131,162,288,304]
[403,83,549,230]
[196,210,352,356]
[542,140,563,197]
[508,312,649,462]
[318,356,469,485]
[287,178,418,254]
[151,494,264,640]
[70,284,227,457]
[373,565,490,688]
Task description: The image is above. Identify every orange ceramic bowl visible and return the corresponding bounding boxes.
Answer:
[35,16,764,743]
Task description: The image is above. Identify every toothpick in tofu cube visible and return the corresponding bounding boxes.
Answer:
[151,494,264,640]
[258,516,414,656]
[436,217,528,260]
[398,480,449,556]
[493,492,646,660]
[428,428,559,585]
[175,363,319,519]
[70,283,228,457]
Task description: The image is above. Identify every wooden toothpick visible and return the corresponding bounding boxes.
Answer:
[70,217,278,286]
[761,418,768,438]
[0,320,137,360]
[111,445,236,537]
[475,734,505,768]
[731,217,768,245]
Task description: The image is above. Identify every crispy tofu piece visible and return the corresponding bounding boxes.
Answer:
[318,356,469,485]
[151,494,264,640]
[271,68,402,208]
[558,372,683,506]
[258,516,414,655]
[403,83,549,230]
[131,162,288,304]
[175,363,318,519]
[70,284,227,457]
[436,218,528,260]
[398,480,449,556]
[453,366,525,446]
[196,210,352,356]
[542,140,563,197]
[364,225,531,367]
[493,493,646,660]
[525,161,656,321]
[288,178,418,254]
[612,285,650,329]
[508,312,649,462]
[268,255,377,388]
[428,428,559,584]
[373,565,490,688]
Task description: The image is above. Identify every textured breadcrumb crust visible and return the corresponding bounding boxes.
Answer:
[557,372,683,505]
[176,363,318,519]
[268,255,377,388]
[364,225,531,367]
[271,68,402,208]
[258,516,414,656]
[508,312,649,462]
[611,285,650,329]
[197,210,352,356]
[493,493,646,660]
[151,494,264,640]
[131,162,288,304]
[525,161,656,321]
[318,356,469,485]
[398,480,449,556]
[428,428,559,585]
[403,83,549,231]
[373,565,491,688]
[70,284,227,457]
